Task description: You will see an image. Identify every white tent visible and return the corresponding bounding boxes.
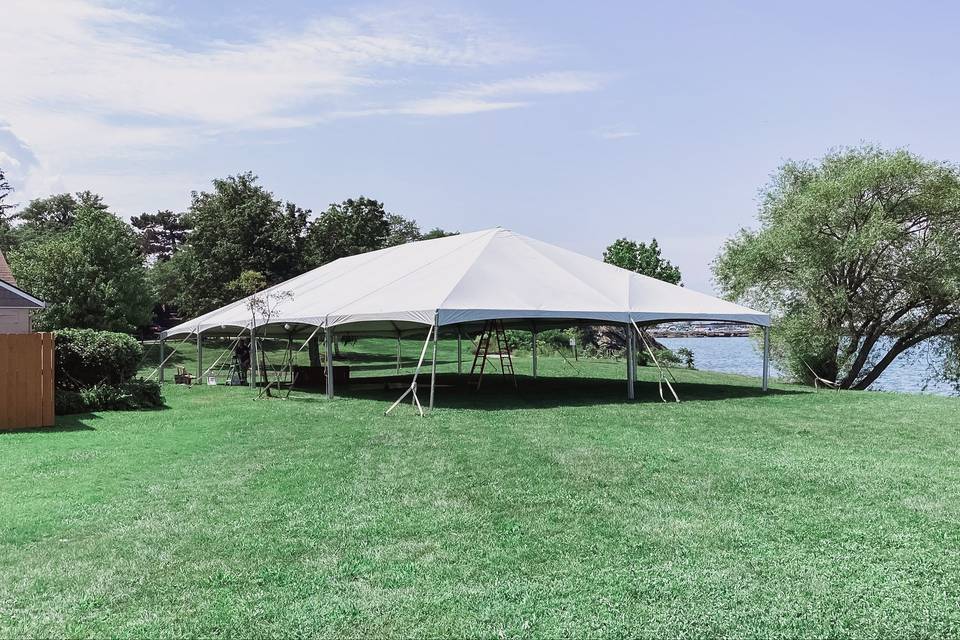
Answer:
[161,228,771,404]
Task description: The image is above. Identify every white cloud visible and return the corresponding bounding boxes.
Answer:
[335,71,609,117]
[0,152,20,168]
[597,128,641,140]
[0,0,608,212]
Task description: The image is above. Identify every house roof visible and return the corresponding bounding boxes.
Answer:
[0,250,46,309]
[0,249,15,286]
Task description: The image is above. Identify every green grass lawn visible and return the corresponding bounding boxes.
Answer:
[3,338,960,637]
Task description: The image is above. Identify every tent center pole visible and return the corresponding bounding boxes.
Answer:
[159,338,165,383]
[429,314,439,410]
[396,334,402,373]
[456,326,462,375]
[532,325,538,379]
[196,332,203,380]
[249,328,257,389]
[325,327,334,399]
[762,326,770,392]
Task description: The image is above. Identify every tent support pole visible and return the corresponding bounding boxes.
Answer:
[627,323,635,400]
[159,338,165,383]
[196,332,203,380]
[249,328,257,389]
[429,313,439,410]
[385,325,434,416]
[396,334,402,373]
[457,327,462,375]
[631,319,679,403]
[325,328,334,399]
[762,326,770,392]
[532,324,538,379]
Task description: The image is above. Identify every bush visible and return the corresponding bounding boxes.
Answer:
[55,328,143,390]
[53,328,163,414]
[56,380,164,415]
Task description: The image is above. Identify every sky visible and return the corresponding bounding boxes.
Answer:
[2,0,959,292]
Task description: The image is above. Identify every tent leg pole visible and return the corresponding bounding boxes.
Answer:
[762,326,770,392]
[457,327,462,375]
[159,338,165,383]
[627,324,635,400]
[396,335,401,373]
[325,329,334,399]
[249,329,257,389]
[197,332,203,380]
[429,316,439,410]
[532,326,538,379]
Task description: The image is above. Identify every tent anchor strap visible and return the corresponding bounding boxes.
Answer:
[630,319,680,403]
[385,324,435,417]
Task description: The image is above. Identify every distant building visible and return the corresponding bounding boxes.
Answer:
[0,250,46,333]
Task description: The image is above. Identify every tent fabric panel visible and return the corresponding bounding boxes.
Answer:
[438,308,628,326]
[440,231,625,315]
[627,271,770,326]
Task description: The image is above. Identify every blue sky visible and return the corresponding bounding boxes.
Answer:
[2,0,958,292]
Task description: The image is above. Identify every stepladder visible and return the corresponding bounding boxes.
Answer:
[469,319,517,390]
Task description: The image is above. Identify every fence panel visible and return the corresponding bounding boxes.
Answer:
[0,333,55,430]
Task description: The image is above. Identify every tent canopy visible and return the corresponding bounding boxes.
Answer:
[162,228,768,339]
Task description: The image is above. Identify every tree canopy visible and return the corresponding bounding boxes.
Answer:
[10,205,151,332]
[0,167,14,252]
[172,172,310,316]
[131,210,190,261]
[714,146,960,389]
[603,237,682,285]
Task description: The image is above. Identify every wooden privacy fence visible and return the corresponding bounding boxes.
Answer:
[0,333,55,430]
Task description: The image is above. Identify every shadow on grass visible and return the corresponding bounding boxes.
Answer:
[0,413,100,434]
[294,372,801,410]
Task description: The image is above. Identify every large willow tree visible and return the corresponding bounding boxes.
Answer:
[714,146,960,390]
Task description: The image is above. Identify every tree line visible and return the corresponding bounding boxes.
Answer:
[0,171,457,332]
[3,144,957,393]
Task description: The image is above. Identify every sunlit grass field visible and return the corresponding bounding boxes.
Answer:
[2,337,959,637]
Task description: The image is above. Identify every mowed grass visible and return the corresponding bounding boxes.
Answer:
[2,337,960,637]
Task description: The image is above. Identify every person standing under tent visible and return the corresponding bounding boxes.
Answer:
[235,339,251,385]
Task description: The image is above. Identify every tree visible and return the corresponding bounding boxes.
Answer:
[0,167,11,215]
[385,214,422,247]
[176,172,309,316]
[11,191,108,248]
[131,209,190,261]
[422,227,459,240]
[10,206,152,332]
[714,146,960,389]
[305,197,393,266]
[603,237,682,285]
[0,167,15,252]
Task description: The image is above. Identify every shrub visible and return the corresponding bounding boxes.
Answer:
[53,328,163,414]
[54,328,143,390]
[56,380,164,415]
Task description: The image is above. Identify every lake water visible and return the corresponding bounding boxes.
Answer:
[660,337,957,396]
